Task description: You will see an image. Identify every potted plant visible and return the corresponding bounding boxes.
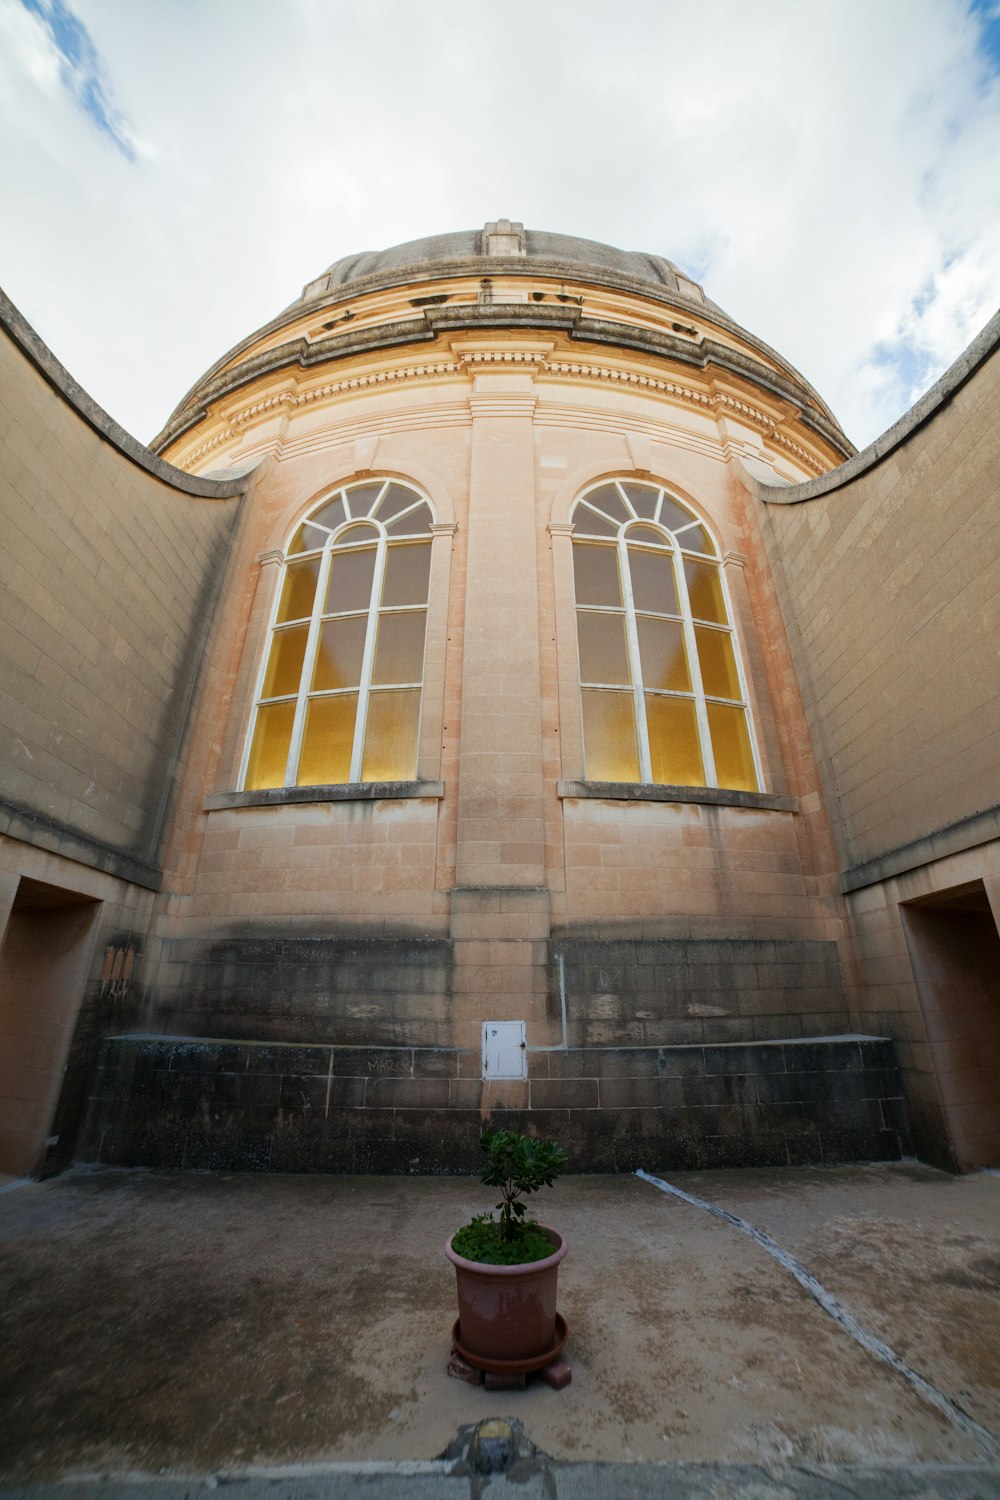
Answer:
[445,1128,569,1372]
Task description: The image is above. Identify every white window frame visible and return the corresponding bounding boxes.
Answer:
[240,479,434,788]
[572,479,763,791]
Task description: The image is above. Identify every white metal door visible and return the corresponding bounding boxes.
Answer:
[482,1020,526,1080]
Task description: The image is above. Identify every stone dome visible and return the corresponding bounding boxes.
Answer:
[153,217,850,460]
[297,219,721,311]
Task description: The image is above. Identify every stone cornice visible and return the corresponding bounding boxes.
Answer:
[163,342,839,478]
[741,306,1000,507]
[169,247,841,428]
[153,302,852,463]
[0,287,252,500]
[451,337,555,373]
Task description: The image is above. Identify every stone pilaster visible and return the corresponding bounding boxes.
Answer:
[452,342,552,891]
[448,342,561,1065]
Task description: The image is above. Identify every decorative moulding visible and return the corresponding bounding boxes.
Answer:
[354,433,380,472]
[625,432,652,472]
[171,352,826,479]
[450,337,556,374]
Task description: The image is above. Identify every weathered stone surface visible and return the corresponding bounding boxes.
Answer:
[79,1034,912,1173]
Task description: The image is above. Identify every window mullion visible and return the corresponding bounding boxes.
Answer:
[284,545,333,785]
[717,564,764,790]
[674,550,718,787]
[614,480,638,519]
[619,536,652,783]
[350,533,388,782]
[367,479,390,518]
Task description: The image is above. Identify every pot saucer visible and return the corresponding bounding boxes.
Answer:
[450,1311,569,1375]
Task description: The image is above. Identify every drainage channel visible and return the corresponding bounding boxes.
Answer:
[635,1167,1000,1458]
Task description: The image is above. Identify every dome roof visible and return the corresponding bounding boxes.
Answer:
[297,220,718,310]
[152,219,853,462]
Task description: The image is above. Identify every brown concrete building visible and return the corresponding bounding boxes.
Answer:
[1,223,997,1180]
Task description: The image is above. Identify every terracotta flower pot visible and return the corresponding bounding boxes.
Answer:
[445,1227,567,1364]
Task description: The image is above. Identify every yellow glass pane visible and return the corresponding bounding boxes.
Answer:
[696,627,741,699]
[245,701,295,790]
[298,694,357,784]
[388,502,432,534]
[381,542,432,607]
[584,484,630,523]
[573,543,621,607]
[629,546,679,614]
[372,610,426,685]
[374,483,422,523]
[337,521,379,545]
[262,624,308,698]
[684,559,727,623]
[577,611,630,685]
[344,483,384,518]
[677,523,716,556]
[362,689,420,781]
[581,689,640,782]
[312,616,367,691]
[637,617,690,691]
[708,702,758,791]
[572,504,619,538]
[307,495,347,533]
[646,695,705,787]
[627,523,668,546]
[619,482,659,518]
[326,545,376,614]
[659,494,696,532]
[286,525,308,556]
[276,557,321,622]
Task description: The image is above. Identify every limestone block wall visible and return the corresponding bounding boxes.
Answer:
[749,315,1000,1168]
[0,294,251,1174]
[753,328,999,877]
[137,349,850,1076]
[556,799,825,938]
[79,1033,911,1174]
[2,251,928,1177]
[0,295,247,885]
[553,936,846,1046]
[150,932,454,1046]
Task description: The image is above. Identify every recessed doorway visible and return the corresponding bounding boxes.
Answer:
[900,880,1000,1171]
[0,877,100,1178]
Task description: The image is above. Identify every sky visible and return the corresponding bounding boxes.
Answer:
[0,0,998,451]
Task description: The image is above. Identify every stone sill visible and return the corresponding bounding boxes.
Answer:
[204,780,445,811]
[556,780,796,813]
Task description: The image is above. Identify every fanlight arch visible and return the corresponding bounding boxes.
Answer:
[571,478,760,790]
[243,478,434,788]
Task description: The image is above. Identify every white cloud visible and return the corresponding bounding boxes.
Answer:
[0,0,996,448]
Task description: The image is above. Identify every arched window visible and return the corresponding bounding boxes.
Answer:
[243,479,434,789]
[571,479,759,791]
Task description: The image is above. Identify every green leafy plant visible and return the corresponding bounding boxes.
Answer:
[452,1128,568,1264]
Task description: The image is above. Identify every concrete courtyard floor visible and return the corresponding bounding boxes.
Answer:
[1,1162,999,1491]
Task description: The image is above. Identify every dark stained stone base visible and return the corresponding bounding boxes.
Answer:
[77,1034,913,1174]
